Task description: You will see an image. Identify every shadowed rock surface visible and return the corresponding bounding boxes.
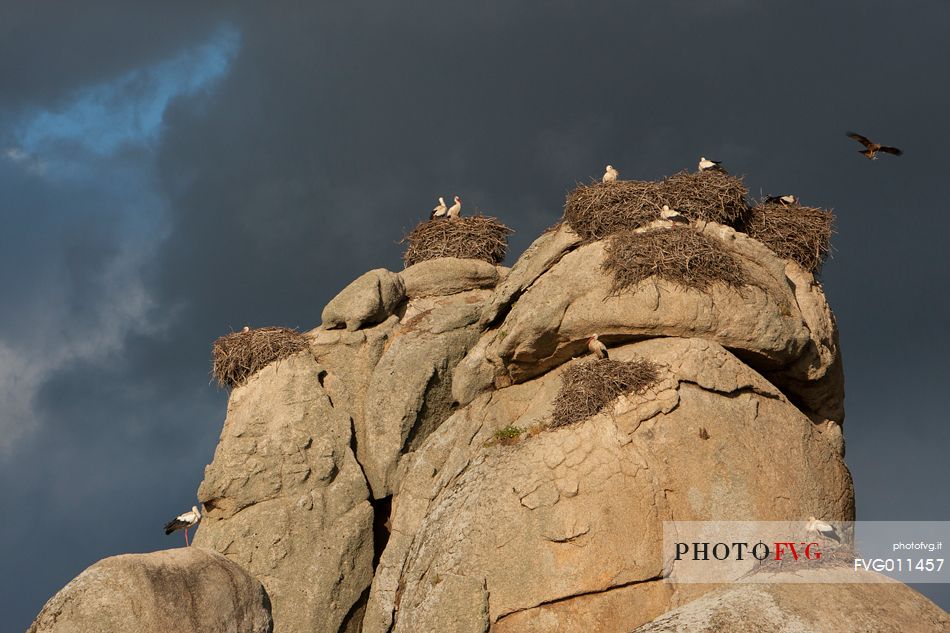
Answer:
[28,548,272,633]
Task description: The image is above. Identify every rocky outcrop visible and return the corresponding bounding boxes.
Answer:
[321,268,405,331]
[632,571,950,632]
[28,548,272,633]
[194,351,374,633]
[362,337,854,633]
[34,211,946,631]
[455,222,843,426]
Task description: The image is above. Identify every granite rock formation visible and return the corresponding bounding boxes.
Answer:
[31,218,949,633]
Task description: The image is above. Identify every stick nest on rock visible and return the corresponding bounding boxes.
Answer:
[563,170,749,240]
[550,358,660,428]
[603,227,748,294]
[212,326,308,388]
[741,201,834,274]
[401,215,513,267]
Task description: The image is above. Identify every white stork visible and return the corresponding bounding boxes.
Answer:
[587,334,609,360]
[431,197,448,219]
[447,195,462,219]
[164,506,201,546]
[765,194,798,205]
[660,204,688,224]
[602,165,619,183]
[806,516,841,543]
[698,157,725,172]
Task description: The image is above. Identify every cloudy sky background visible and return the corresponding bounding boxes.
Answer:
[2,2,948,627]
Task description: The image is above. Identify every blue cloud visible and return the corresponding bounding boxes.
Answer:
[12,25,240,158]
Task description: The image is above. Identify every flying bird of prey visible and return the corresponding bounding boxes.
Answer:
[447,195,462,219]
[846,132,903,160]
[765,194,798,205]
[698,157,726,173]
[164,506,201,546]
[431,197,448,219]
[587,334,609,360]
[660,204,688,224]
[806,516,841,543]
[603,165,619,183]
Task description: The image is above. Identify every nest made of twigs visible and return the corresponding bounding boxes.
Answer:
[563,170,750,241]
[550,358,660,428]
[741,201,834,274]
[401,215,513,267]
[212,326,308,388]
[603,227,748,294]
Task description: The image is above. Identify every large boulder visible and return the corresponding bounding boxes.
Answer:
[194,351,374,633]
[321,268,406,331]
[400,257,500,298]
[363,338,854,633]
[632,572,950,632]
[28,548,272,633]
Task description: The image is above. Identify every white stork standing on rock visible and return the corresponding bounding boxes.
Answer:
[587,334,609,360]
[431,197,448,219]
[164,506,201,546]
[806,516,841,543]
[447,195,462,219]
[603,165,619,183]
[698,157,725,173]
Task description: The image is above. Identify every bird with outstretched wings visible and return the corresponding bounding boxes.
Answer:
[847,131,903,160]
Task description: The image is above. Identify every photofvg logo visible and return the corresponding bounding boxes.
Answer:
[662,521,949,584]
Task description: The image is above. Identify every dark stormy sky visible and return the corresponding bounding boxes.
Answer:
[2,2,948,628]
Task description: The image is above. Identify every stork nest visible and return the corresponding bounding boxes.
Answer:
[741,201,834,274]
[550,358,660,428]
[401,215,513,267]
[603,227,748,294]
[563,170,749,241]
[212,326,308,388]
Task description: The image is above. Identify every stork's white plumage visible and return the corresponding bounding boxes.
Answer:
[698,157,725,172]
[660,204,688,224]
[164,506,201,546]
[431,197,448,218]
[447,195,462,219]
[603,165,619,183]
[587,334,609,359]
[806,516,841,542]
